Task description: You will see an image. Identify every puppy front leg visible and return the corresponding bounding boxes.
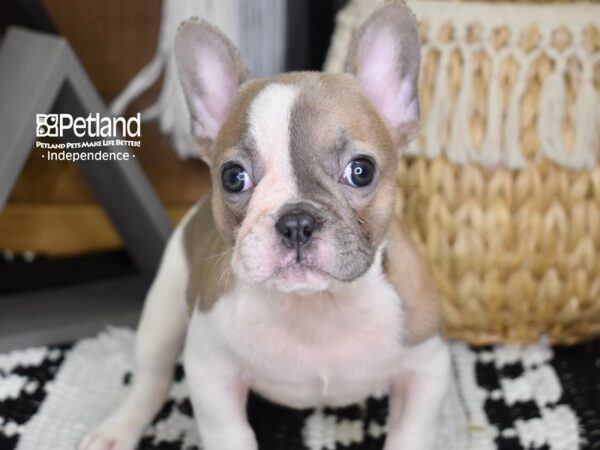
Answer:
[78,228,189,450]
[184,315,257,450]
[384,335,450,450]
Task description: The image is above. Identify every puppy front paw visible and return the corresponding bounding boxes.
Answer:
[77,426,140,450]
[200,426,258,450]
[383,432,437,450]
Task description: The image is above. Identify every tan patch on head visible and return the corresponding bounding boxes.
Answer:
[184,195,233,312]
[383,221,441,345]
[211,79,270,157]
[323,74,400,247]
[285,72,395,153]
[207,79,270,241]
[287,72,398,248]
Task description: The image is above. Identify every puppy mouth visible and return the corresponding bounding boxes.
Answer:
[269,261,332,292]
[275,261,327,277]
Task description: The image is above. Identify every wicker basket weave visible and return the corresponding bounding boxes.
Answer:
[326,0,600,344]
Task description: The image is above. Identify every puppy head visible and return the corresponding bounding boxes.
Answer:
[175,3,420,293]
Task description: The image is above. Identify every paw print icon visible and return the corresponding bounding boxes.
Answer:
[37,114,59,137]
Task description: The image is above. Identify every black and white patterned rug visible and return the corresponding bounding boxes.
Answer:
[1,328,599,450]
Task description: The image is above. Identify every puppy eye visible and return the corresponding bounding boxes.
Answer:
[221,164,253,193]
[340,158,375,187]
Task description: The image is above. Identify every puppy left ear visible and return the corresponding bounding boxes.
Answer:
[346,2,421,144]
[175,19,248,162]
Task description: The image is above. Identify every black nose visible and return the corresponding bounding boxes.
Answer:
[276,211,317,248]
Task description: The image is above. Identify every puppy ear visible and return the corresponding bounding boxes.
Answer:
[346,2,421,144]
[175,19,248,161]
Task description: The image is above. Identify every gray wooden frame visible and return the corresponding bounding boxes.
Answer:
[0,27,174,351]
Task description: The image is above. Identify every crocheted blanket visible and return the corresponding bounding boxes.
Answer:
[1,328,598,450]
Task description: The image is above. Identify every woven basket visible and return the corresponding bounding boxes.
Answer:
[326,0,600,344]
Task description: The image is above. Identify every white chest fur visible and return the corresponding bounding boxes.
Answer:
[187,261,405,409]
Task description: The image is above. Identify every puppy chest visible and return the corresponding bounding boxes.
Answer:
[247,335,403,408]
[215,282,405,407]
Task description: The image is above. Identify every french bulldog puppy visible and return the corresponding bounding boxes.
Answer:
[78,3,450,450]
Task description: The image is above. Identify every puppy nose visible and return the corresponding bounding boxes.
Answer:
[276,211,317,248]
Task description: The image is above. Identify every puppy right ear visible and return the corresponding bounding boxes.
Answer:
[345,2,421,145]
[175,19,248,162]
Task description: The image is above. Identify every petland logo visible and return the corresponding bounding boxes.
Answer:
[36,113,140,138]
[35,113,142,161]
